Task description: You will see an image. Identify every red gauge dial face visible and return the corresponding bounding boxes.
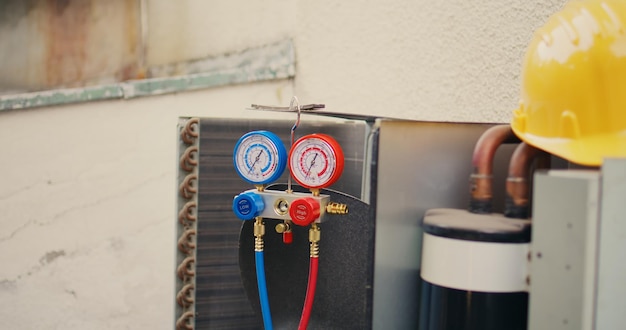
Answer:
[289,134,344,189]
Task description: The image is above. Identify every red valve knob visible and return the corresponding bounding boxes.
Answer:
[289,197,321,226]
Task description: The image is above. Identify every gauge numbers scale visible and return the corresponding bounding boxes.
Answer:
[289,134,344,189]
[233,131,287,185]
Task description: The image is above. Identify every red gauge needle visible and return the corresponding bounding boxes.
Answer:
[305,153,318,179]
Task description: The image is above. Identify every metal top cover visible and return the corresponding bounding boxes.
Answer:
[422,208,531,243]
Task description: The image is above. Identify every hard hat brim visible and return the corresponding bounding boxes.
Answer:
[511,125,626,166]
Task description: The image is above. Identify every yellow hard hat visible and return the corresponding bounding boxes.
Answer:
[511,0,626,166]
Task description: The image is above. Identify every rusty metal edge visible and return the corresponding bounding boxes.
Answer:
[0,39,295,112]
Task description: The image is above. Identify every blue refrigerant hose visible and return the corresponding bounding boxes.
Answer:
[255,250,273,330]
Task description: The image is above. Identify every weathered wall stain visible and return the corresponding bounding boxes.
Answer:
[52,0,70,15]
[0,0,141,91]
[43,0,90,87]
[39,249,66,265]
[0,0,38,28]
[120,0,143,81]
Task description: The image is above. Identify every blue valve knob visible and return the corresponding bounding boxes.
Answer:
[232,191,264,220]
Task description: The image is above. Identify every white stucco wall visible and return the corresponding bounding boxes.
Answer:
[0,81,294,329]
[0,0,568,328]
[144,0,568,123]
[294,0,567,122]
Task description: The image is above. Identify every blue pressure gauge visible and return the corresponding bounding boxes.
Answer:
[233,130,287,185]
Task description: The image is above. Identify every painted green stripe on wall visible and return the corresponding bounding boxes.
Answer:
[0,40,295,111]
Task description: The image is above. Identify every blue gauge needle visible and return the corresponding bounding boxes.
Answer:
[305,153,318,179]
[248,150,263,174]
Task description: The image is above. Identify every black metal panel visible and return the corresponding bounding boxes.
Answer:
[419,280,528,330]
[239,184,375,329]
[194,117,371,329]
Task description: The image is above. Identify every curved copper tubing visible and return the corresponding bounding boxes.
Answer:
[469,125,519,213]
[177,229,197,254]
[179,174,197,199]
[181,118,199,145]
[179,146,198,172]
[176,283,195,307]
[505,142,550,218]
[177,256,196,280]
[178,201,197,225]
[175,311,194,330]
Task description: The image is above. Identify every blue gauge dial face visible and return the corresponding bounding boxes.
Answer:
[233,131,287,185]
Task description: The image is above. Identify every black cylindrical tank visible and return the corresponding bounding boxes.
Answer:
[419,208,531,330]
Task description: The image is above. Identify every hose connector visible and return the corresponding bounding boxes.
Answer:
[326,202,348,215]
[254,217,265,252]
[254,217,265,237]
[255,236,264,252]
[309,224,320,258]
[469,173,493,214]
[504,177,530,218]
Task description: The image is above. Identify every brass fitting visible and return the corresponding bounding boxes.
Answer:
[276,220,293,234]
[309,223,320,257]
[470,173,493,200]
[506,177,529,206]
[326,202,348,214]
[309,223,321,242]
[255,236,264,252]
[310,241,319,258]
[254,217,265,237]
[310,188,320,197]
[254,217,265,252]
[274,198,290,216]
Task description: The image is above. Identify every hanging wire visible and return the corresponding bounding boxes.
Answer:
[249,103,325,111]
[288,96,301,193]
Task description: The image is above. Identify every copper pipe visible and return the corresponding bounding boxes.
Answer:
[175,311,194,330]
[504,143,550,219]
[181,118,199,145]
[177,229,197,254]
[179,174,197,199]
[178,201,197,226]
[176,284,195,308]
[177,256,196,280]
[179,146,198,172]
[469,125,519,213]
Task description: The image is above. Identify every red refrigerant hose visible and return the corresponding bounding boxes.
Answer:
[298,256,319,330]
[299,224,321,330]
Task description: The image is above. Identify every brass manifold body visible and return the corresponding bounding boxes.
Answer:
[240,188,349,223]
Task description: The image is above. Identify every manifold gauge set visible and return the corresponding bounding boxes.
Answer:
[231,111,348,330]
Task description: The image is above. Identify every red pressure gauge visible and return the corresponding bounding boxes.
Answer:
[288,134,344,189]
